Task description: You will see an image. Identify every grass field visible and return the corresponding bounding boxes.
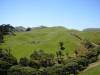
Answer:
[0,27,100,60]
[0,26,100,75]
[75,31,100,44]
[0,27,81,59]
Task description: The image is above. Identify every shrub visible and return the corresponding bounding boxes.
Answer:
[8,65,40,75]
[30,50,55,68]
[0,60,12,75]
[19,57,29,66]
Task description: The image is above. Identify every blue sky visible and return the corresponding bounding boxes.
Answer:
[0,0,100,30]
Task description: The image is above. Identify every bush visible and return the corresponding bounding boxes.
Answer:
[0,48,17,65]
[19,57,29,66]
[0,24,15,35]
[64,61,79,75]
[30,50,55,68]
[26,28,31,31]
[8,65,40,75]
[75,57,88,71]
[0,60,12,75]
[44,64,65,75]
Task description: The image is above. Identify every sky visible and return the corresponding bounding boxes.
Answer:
[0,0,100,30]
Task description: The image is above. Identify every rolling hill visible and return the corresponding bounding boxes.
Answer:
[83,28,100,32]
[75,31,100,44]
[0,26,81,59]
[0,26,100,75]
[0,26,100,60]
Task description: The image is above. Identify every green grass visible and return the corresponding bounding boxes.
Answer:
[74,31,100,44]
[79,64,100,75]
[0,27,100,60]
[0,26,100,75]
[0,27,81,59]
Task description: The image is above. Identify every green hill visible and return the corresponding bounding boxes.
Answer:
[0,27,81,59]
[77,31,100,44]
[0,26,100,75]
[83,28,100,32]
[0,26,100,60]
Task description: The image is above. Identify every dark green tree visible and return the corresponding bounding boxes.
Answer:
[8,65,40,75]
[30,50,55,68]
[0,48,17,65]
[59,42,65,50]
[0,60,12,75]
[56,42,65,64]
[19,57,29,66]
[26,27,31,31]
[0,32,4,43]
[0,24,15,35]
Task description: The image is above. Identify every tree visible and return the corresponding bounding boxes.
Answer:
[26,27,31,31]
[0,24,15,44]
[0,32,4,43]
[19,57,29,66]
[30,50,55,68]
[64,61,79,75]
[0,48,17,65]
[0,24,15,35]
[56,51,64,64]
[74,50,78,57]
[82,39,95,49]
[44,64,65,75]
[75,57,89,71]
[56,42,65,64]
[8,65,40,75]
[0,48,17,75]
[0,60,12,75]
[59,42,65,50]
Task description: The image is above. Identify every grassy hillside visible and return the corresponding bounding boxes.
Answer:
[70,29,100,44]
[0,26,100,60]
[83,28,100,32]
[0,26,100,75]
[78,31,100,44]
[0,27,81,59]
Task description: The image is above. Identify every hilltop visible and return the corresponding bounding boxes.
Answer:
[83,28,100,32]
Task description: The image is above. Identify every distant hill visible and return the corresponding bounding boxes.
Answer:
[15,26,26,32]
[83,28,100,32]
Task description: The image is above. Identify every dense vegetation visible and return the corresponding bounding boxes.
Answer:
[0,24,16,43]
[0,40,100,75]
[79,64,100,75]
[0,24,100,75]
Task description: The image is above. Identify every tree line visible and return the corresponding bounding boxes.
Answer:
[0,24,32,44]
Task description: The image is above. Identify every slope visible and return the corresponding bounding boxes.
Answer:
[78,31,100,44]
[0,27,81,59]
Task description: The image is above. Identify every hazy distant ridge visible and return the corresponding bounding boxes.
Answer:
[83,28,100,32]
